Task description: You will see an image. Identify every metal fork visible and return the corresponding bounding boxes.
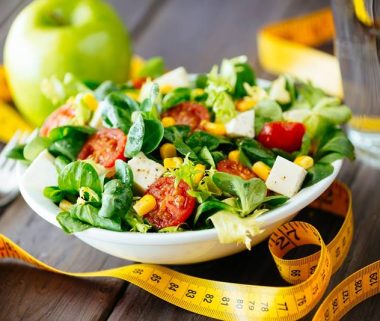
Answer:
[0,131,29,206]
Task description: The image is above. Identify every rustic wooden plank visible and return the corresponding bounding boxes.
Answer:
[133,0,329,72]
[0,197,130,321]
[1,1,379,321]
[0,1,163,320]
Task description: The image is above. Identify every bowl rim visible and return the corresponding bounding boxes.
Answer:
[19,152,342,245]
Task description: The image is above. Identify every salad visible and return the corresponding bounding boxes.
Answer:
[8,55,354,247]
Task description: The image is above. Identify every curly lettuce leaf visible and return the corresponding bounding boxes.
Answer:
[41,73,90,106]
[209,210,263,249]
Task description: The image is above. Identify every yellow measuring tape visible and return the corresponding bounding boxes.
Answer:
[2,4,380,319]
[257,8,342,98]
[2,181,378,321]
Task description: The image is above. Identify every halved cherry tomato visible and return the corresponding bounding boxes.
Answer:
[40,103,76,137]
[162,102,210,131]
[216,159,256,180]
[257,121,306,153]
[78,128,127,168]
[145,177,196,229]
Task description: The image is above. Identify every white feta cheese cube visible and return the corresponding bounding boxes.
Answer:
[138,67,190,102]
[139,79,154,102]
[283,109,311,123]
[89,102,105,129]
[265,156,307,197]
[225,110,255,138]
[154,67,190,88]
[128,152,165,193]
[269,76,290,104]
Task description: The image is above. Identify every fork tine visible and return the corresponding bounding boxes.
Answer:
[2,158,16,173]
[0,130,21,167]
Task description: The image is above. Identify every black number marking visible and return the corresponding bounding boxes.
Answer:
[133,268,143,275]
[324,308,330,321]
[286,228,300,241]
[277,302,288,311]
[312,284,319,296]
[261,302,269,312]
[150,273,161,283]
[297,295,307,306]
[248,301,255,311]
[186,289,197,298]
[168,282,179,292]
[275,236,290,250]
[203,293,214,303]
[235,299,244,309]
[291,269,301,277]
[332,298,338,313]
[342,290,349,303]
[310,265,317,275]
[370,272,378,286]
[354,280,362,294]
[335,247,341,258]
[221,296,230,306]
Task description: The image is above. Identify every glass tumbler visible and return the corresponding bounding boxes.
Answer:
[332,0,380,167]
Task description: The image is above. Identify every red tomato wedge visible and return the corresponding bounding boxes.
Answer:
[257,121,306,153]
[40,103,76,137]
[78,128,127,168]
[145,177,196,229]
[217,159,256,180]
[162,102,209,131]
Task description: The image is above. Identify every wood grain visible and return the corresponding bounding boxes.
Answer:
[1,0,380,321]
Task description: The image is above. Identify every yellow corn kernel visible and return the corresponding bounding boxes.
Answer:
[161,116,176,127]
[252,161,271,181]
[202,121,226,136]
[0,66,12,102]
[192,88,205,96]
[125,90,140,101]
[160,143,177,159]
[83,93,98,111]
[228,150,240,162]
[236,98,256,112]
[133,194,157,216]
[130,55,145,80]
[160,84,173,94]
[59,199,73,212]
[294,155,314,170]
[193,164,206,185]
[164,157,183,169]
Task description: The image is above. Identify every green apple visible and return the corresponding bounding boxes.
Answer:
[4,0,132,126]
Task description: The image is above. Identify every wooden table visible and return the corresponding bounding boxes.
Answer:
[1,1,380,320]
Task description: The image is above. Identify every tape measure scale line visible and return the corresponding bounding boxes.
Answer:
[2,181,370,321]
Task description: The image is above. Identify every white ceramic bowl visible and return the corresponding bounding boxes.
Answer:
[19,150,342,264]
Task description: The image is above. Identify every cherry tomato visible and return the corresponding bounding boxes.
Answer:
[78,128,127,168]
[132,78,146,89]
[145,177,196,229]
[40,103,76,137]
[216,159,256,180]
[257,121,306,153]
[162,102,210,131]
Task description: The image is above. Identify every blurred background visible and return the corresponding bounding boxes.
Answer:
[0,0,329,74]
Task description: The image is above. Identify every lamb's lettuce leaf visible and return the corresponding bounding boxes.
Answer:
[58,161,102,196]
[98,179,133,218]
[212,172,267,216]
